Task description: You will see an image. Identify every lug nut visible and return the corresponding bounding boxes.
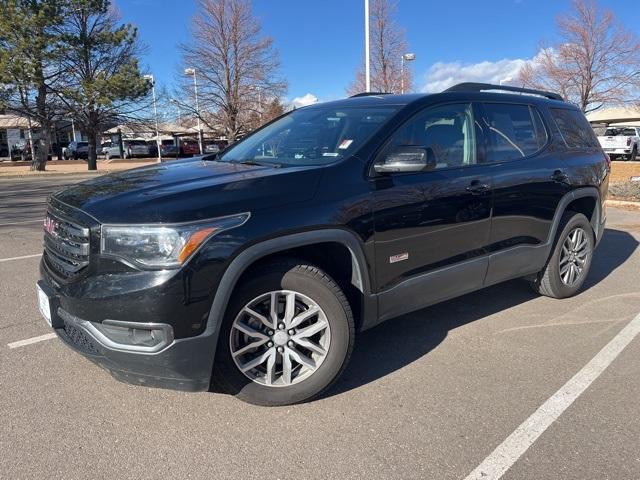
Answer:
[288,329,295,335]
[277,346,284,353]
[278,323,285,330]
[267,330,274,335]
[267,341,274,348]
[287,340,294,348]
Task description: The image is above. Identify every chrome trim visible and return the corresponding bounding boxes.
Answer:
[57,309,174,354]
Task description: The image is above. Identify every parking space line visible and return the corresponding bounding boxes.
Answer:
[0,253,42,263]
[464,311,640,480]
[0,220,43,227]
[7,333,57,349]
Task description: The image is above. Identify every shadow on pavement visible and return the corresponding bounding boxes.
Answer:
[325,228,638,399]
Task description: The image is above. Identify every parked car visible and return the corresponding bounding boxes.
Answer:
[597,126,639,161]
[160,139,180,158]
[100,142,112,158]
[15,140,53,161]
[63,141,89,160]
[204,142,220,154]
[10,141,26,161]
[37,83,609,406]
[0,144,9,158]
[180,140,200,157]
[104,139,150,159]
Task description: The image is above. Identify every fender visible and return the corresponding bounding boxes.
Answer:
[544,186,603,248]
[201,229,377,367]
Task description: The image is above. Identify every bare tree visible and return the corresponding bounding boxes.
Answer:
[519,0,640,113]
[177,0,286,143]
[348,0,412,95]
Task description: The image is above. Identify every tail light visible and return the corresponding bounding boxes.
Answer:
[604,152,611,172]
[627,137,632,146]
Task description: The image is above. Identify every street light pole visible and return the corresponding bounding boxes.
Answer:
[185,67,203,155]
[400,53,415,94]
[144,74,162,163]
[364,0,371,92]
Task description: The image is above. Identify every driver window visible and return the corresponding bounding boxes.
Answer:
[386,103,477,170]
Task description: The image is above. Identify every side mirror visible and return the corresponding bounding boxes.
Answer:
[374,146,435,174]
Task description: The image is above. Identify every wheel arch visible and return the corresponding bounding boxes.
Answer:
[550,187,602,246]
[204,229,377,353]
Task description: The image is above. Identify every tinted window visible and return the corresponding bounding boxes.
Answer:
[385,103,478,169]
[551,108,599,149]
[483,103,548,162]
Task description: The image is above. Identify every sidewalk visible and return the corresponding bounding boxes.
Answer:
[0,158,157,177]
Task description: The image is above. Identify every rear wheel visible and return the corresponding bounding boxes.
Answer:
[214,260,355,406]
[630,147,637,162]
[532,211,594,298]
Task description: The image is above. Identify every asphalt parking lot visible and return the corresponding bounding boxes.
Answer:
[1,175,639,480]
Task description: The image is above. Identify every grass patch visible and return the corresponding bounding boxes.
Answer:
[609,182,640,202]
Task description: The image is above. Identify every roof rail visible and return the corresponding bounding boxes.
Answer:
[349,92,392,98]
[444,82,564,102]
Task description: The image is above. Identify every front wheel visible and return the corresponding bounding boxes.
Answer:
[214,261,355,406]
[532,211,594,298]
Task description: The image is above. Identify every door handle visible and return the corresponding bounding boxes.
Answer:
[552,170,570,184]
[466,181,491,194]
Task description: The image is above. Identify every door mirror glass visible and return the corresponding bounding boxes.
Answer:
[374,146,435,173]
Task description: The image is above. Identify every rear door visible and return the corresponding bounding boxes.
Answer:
[481,102,570,285]
[371,102,493,321]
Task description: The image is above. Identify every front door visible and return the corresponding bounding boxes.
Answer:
[371,102,493,322]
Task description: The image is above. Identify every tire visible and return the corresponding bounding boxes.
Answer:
[630,147,637,162]
[532,211,594,299]
[214,260,355,406]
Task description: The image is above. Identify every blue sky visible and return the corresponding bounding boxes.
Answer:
[118,0,638,105]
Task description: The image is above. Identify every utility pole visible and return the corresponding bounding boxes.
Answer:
[365,0,371,92]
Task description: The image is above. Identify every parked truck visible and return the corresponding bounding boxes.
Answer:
[597,126,639,161]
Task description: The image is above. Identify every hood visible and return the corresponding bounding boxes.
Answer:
[53,159,323,223]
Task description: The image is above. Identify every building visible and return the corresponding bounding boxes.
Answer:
[0,113,81,159]
[586,107,640,127]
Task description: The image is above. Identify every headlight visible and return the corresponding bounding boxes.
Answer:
[101,213,249,268]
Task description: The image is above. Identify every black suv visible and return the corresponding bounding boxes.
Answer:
[37,83,609,406]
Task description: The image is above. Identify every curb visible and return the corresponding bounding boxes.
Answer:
[0,171,107,179]
[606,199,640,208]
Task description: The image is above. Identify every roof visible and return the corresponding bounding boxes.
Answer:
[586,107,640,125]
[0,114,37,129]
[306,84,568,111]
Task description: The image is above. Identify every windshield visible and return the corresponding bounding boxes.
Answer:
[219,105,399,166]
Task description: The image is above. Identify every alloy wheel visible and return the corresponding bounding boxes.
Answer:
[559,227,589,286]
[229,290,331,387]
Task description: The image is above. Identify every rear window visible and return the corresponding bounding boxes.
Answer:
[604,127,637,137]
[483,103,548,162]
[550,108,600,149]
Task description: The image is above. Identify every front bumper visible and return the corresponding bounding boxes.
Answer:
[38,279,217,392]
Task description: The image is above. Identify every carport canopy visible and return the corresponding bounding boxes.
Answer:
[586,107,640,126]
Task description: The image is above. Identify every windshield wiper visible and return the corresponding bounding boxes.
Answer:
[232,159,282,168]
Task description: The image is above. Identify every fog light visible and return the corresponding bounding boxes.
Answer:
[88,320,174,353]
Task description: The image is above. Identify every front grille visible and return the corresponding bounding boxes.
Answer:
[43,206,90,280]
